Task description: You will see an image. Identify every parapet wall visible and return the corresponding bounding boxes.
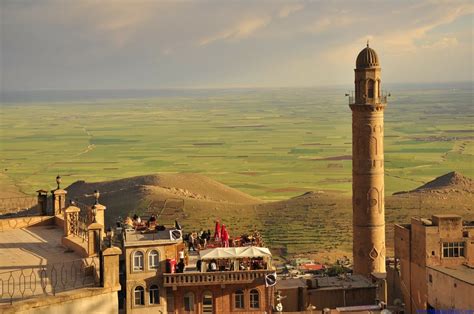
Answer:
[0,287,118,314]
[0,216,54,231]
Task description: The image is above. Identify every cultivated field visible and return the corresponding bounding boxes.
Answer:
[1,85,472,200]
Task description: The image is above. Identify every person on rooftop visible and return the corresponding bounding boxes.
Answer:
[209,259,217,272]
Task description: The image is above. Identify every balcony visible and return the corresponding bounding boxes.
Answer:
[163,270,273,287]
[348,94,388,105]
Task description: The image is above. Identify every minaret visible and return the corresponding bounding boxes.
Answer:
[350,42,387,276]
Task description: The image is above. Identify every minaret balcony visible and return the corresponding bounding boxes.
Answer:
[348,94,388,106]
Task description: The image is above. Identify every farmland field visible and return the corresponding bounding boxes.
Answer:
[1,83,473,200]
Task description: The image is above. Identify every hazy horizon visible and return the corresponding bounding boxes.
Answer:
[2,81,471,103]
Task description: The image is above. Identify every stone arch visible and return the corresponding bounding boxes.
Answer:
[367,187,380,213]
[370,136,378,155]
[367,79,375,98]
[377,79,382,97]
[359,80,365,101]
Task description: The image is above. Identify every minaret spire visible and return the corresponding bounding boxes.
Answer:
[350,43,387,277]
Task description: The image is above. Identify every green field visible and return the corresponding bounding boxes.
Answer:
[1,85,473,199]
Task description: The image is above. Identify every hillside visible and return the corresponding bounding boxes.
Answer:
[65,173,261,229]
[393,171,473,195]
[62,171,474,261]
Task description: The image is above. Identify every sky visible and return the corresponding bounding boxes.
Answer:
[1,0,473,91]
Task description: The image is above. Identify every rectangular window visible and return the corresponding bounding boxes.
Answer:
[235,293,244,309]
[149,286,160,304]
[134,254,143,271]
[184,293,194,311]
[442,242,465,257]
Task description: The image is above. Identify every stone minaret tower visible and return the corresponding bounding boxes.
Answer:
[350,43,387,276]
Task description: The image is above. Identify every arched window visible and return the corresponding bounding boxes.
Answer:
[202,291,213,313]
[234,289,244,309]
[149,250,159,270]
[133,251,144,271]
[368,80,375,98]
[184,292,195,312]
[134,286,145,306]
[250,289,260,309]
[149,284,160,304]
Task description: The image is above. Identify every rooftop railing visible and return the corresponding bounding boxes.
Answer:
[348,93,388,105]
[163,269,273,287]
[0,257,99,304]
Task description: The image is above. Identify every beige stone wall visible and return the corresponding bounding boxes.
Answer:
[394,224,411,313]
[0,288,118,314]
[125,242,180,313]
[427,268,474,309]
[0,216,54,231]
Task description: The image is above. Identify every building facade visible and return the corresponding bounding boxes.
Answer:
[121,228,184,313]
[350,43,387,276]
[395,214,474,312]
[120,227,275,314]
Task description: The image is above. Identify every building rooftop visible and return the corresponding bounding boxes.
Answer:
[275,278,307,289]
[428,264,474,285]
[123,228,182,247]
[0,225,83,272]
[314,274,375,290]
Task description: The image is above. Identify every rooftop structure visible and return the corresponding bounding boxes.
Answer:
[118,217,275,313]
[394,214,474,312]
[0,180,121,313]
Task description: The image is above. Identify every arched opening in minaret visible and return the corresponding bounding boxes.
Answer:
[367,79,375,98]
[377,79,381,98]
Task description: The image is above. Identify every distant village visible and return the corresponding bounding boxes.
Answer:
[0,45,472,314]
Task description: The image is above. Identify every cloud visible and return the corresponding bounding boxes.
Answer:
[305,15,357,33]
[278,3,304,18]
[199,16,271,46]
[420,36,458,49]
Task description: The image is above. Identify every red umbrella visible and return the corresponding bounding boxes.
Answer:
[221,224,229,247]
[214,220,221,241]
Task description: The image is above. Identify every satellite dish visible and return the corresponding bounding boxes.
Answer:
[170,229,182,240]
[265,273,277,287]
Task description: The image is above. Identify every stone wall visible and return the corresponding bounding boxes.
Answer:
[427,267,473,309]
[0,215,54,231]
[0,287,118,314]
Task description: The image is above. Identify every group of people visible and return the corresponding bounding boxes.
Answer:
[199,258,267,272]
[123,214,160,231]
[185,229,212,251]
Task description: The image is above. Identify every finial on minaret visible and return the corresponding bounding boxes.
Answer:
[367,39,369,47]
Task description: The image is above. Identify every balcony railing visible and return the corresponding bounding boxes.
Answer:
[348,94,388,105]
[163,270,273,287]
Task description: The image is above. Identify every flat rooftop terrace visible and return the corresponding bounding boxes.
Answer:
[428,265,474,285]
[0,223,97,303]
[0,225,83,272]
[314,274,375,290]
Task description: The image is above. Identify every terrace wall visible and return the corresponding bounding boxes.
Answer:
[0,216,54,231]
[0,287,118,314]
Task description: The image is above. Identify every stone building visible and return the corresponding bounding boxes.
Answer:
[274,274,378,312]
[120,227,185,313]
[349,43,388,277]
[395,214,474,312]
[0,178,121,313]
[162,247,275,314]
[118,223,275,313]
